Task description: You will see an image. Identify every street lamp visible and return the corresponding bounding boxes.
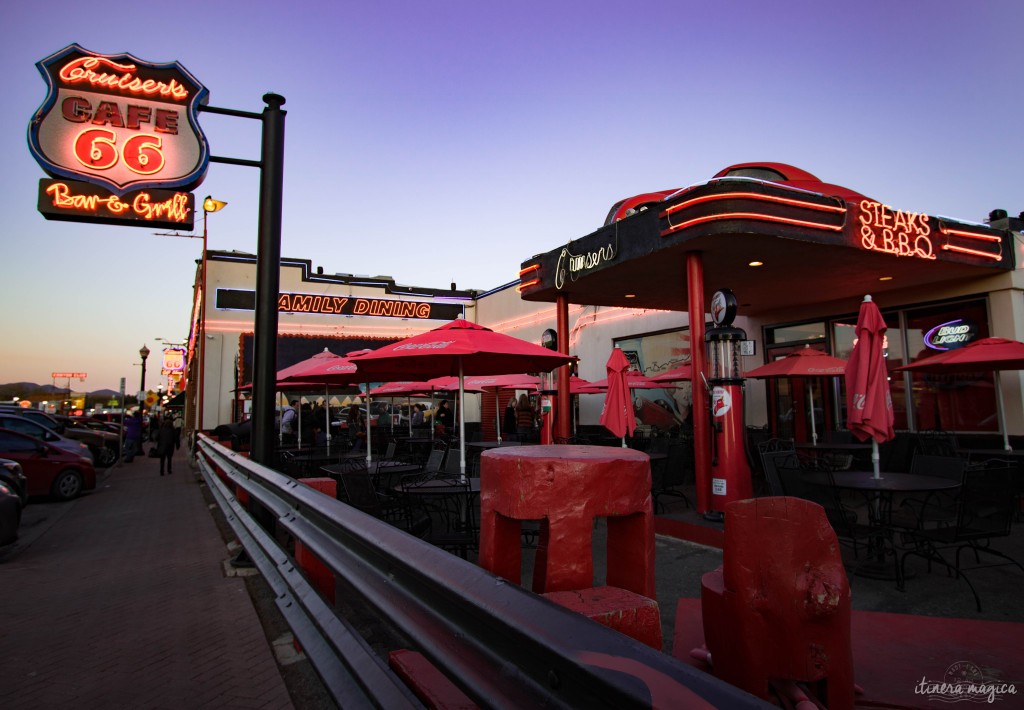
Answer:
[139,344,150,405]
[197,196,227,434]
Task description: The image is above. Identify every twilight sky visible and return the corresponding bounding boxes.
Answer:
[1,0,1021,392]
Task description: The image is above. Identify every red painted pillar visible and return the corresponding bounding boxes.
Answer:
[295,477,337,604]
[555,293,571,441]
[687,252,712,513]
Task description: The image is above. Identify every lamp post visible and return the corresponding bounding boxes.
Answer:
[197,196,227,435]
[139,344,150,406]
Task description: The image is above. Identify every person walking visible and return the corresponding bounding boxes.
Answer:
[435,400,453,434]
[123,411,143,463]
[503,397,518,438]
[156,416,176,475]
[516,393,536,441]
[172,413,183,450]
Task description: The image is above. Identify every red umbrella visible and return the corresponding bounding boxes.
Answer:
[649,363,694,384]
[845,296,895,477]
[349,320,573,477]
[745,346,847,445]
[896,337,1024,451]
[599,348,638,445]
[589,370,674,390]
[462,374,539,443]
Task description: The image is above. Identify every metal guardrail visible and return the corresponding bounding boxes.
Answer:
[196,434,768,709]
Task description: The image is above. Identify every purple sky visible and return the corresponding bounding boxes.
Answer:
[2,0,1021,391]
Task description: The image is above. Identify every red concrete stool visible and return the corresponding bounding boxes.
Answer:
[479,445,660,648]
[699,496,854,709]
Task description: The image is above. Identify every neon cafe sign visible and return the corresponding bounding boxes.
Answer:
[28,44,210,230]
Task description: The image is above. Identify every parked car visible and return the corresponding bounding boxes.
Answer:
[0,429,96,501]
[0,413,94,462]
[56,415,121,467]
[0,405,67,433]
[0,475,21,545]
[0,457,29,507]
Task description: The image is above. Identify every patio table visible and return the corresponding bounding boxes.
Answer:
[801,470,961,583]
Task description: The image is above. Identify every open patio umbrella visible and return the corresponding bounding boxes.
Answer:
[845,296,895,478]
[349,319,573,479]
[277,349,369,455]
[649,363,693,384]
[599,348,638,446]
[745,346,847,446]
[589,370,670,390]
[896,337,1024,451]
[463,374,539,443]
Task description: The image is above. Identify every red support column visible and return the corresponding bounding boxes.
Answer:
[555,293,571,440]
[687,252,712,513]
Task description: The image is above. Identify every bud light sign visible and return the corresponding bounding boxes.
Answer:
[924,319,977,351]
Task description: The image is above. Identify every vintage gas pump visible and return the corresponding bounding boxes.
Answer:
[538,328,557,444]
[704,289,753,519]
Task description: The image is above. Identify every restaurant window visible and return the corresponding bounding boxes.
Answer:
[765,322,826,346]
[614,328,693,434]
[901,299,993,433]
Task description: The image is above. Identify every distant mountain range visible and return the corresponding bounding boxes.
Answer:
[0,382,121,401]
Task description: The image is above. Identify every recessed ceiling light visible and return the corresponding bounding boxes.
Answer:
[624,294,636,298]
[879,276,893,281]
[748,261,764,267]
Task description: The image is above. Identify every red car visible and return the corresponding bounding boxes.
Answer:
[603,162,870,224]
[0,429,97,501]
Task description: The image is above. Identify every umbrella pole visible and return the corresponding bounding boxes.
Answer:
[365,384,373,467]
[459,361,466,483]
[325,387,330,455]
[297,400,303,448]
[407,395,412,437]
[495,390,502,444]
[872,439,880,479]
[808,381,818,446]
[994,371,1011,451]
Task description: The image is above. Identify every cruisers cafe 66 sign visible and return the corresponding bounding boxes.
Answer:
[28,44,210,230]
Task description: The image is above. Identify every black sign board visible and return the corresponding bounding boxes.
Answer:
[37,178,194,230]
[217,289,465,321]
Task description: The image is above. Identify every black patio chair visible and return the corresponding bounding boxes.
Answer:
[892,454,967,530]
[767,451,873,559]
[338,468,432,539]
[652,439,693,513]
[899,465,1024,611]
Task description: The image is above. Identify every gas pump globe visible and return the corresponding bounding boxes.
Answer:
[704,290,753,518]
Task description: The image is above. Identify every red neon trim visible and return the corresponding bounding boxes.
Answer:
[663,211,843,235]
[662,191,846,217]
[940,244,1003,261]
[516,279,540,292]
[518,264,540,276]
[939,227,1002,243]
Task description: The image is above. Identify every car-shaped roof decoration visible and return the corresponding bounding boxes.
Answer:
[604,162,871,225]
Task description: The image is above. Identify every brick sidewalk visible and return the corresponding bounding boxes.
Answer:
[0,445,294,709]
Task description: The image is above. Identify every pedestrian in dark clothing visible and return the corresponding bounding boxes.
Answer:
[435,400,453,433]
[503,397,517,437]
[124,412,143,463]
[156,417,176,475]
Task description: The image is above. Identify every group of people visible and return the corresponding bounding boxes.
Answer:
[505,393,539,440]
[123,410,182,475]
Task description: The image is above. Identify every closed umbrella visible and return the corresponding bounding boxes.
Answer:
[350,320,573,480]
[896,337,1024,451]
[845,296,895,478]
[745,346,847,446]
[599,348,637,446]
